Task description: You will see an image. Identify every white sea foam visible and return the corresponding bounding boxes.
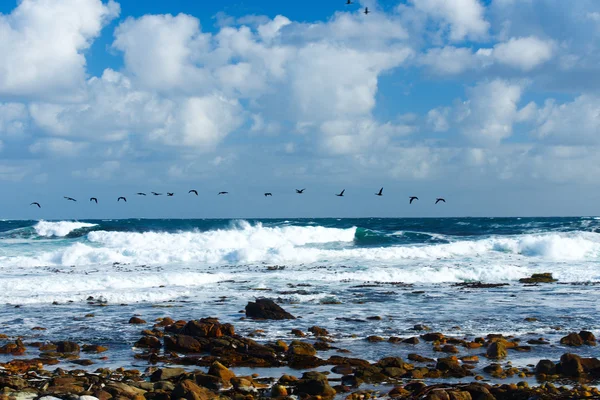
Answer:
[34,220,97,237]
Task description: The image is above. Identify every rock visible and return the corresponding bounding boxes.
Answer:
[332,364,353,375]
[150,367,186,382]
[296,371,336,398]
[104,382,146,398]
[82,345,108,353]
[408,353,434,363]
[376,357,412,370]
[56,341,80,353]
[129,317,147,324]
[422,332,444,341]
[560,332,584,346]
[424,390,450,400]
[403,337,420,344]
[308,326,329,336]
[535,359,556,375]
[436,356,470,378]
[154,317,175,327]
[518,272,557,284]
[207,361,236,385]
[291,329,305,337]
[180,318,234,338]
[0,339,26,355]
[288,340,317,356]
[366,336,384,343]
[486,341,507,359]
[270,385,288,397]
[460,355,479,363]
[245,298,295,320]
[272,340,288,352]
[134,336,161,349]
[413,324,431,331]
[164,334,202,353]
[559,353,584,377]
[172,380,218,400]
[441,345,459,354]
[579,330,597,345]
[448,391,472,400]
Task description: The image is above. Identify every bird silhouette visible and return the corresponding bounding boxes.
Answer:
[435,198,446,204]
[409,196,418,204]
[189,190,198,195]
[151,192,162,196]
[346,0,353,4]
[218,191,228,195]
[30,202,41,208]
[90,198,98,204]
[136,192,146,196]
[336,189,345,197]
[64,196,77,202]
[264,193,273,197]
[364,7,369,14]
[167,193,174,197]
[375,187,383,196]
[296,188,305,194]
[118,197,127,202]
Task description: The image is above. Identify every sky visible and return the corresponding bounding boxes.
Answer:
[1,0,600,219]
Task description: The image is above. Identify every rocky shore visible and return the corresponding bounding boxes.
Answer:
[1,297,599,400]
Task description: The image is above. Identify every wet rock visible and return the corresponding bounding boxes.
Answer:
[424,390,450,400]
[271,340,288,352]
[207,361,236,386]
[134,336,161,349]
[179,318,235,338]
[270,384,288,397]
[104,382,146,398]
[154,317,175,327]
[441,345,459,354]
[413,324,431,331]
[579,330,597,345]
[308,326,329,336]
[55,341,80,354]
[558,353,584,377]
[486,341,507,359]
[518,272,557,284]
[296,371,336,398]
[408,353,434,363]
[82,345,108,353]
[422,332,444,342]
[172,379,218,400]
[291,329,305,337]
[402,337,420,344]
[128,317,146,324]
[245,298,295,320]
[0,339,26,355]
[366,336,384,343]
[535,360,556,375]
[288,340,316,356]
[164,334,202,353]
[460,355,479,363]
[436,356,471,378]
[332,364,353,375]
[560,332,584,346]
[150,367,186,382]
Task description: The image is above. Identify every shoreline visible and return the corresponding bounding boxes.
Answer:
[1,297,599,400]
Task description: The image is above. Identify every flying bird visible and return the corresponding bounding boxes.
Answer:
[346,0,353,4]
[151,192,162,196]
[118,197,127,202]
[364,7,370,14]
[30,202,41,208]
[336,189,345,197]
[90,198,98,204]
[296,188,305,194]
[409,196,419,204]
[435,198,446,204]
[64,197,77,202]
[136,193,146,196]
[189,190,198,196]
[167,193,174,197]
[264,193,273,197]
[218,192,228,195]
[375,187,383,196]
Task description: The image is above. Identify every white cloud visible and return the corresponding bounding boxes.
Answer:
[0,0,119,99]
[491,36,554,71]
[0,103,28,136]
[73,160,120,180]
[409,0,489,41]
[427,107,450,132]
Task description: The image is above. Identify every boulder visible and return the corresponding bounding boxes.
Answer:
[560,333,584,346]
[486,341,507,359]
[164,334,202,353]
[181,318,234,338]
[129,317,146,324]
[422,332,444,342]
[207,361,236,385]
[403,337,420,344]
[288,340,316,356]
[172,380,218,400]
[296,371,336,398]
[270,384,288,397]
[245,299,295,320]
[535,359,556,375]
[55,341,80,354]
[82,344,108,353]
[150,367,186,382]
[558,353,584,377]
[135,336,161,349]
[308,326,329,336]
[518,273,557,283]
[579,330,597,345]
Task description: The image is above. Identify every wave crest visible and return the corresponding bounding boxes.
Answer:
[34,220,98,237]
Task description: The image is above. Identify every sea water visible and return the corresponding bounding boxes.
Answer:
[0,218,599,378]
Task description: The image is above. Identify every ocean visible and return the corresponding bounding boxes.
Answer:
[0,217,599,377]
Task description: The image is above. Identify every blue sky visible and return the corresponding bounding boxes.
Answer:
[1,0,600,219]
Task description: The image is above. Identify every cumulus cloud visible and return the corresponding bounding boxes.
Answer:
[0,0,119,99]
[0,103,28,136]
[409,0,489,41]
[29,138,89,157]
[491,36,554,71]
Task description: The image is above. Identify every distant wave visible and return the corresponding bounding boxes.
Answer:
[34,220,98,238]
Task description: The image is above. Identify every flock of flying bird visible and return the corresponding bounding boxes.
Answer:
[28,188,445,208]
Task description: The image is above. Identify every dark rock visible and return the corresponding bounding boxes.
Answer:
[288,340,316,356]
[332,364,353,375]
[135,336,162,349]
[560,332,584,346]
[408,353,434,363]
[207,361,235,386]
[164,334,202,353]
[296,371,336,398]
[403,337,420,344]
[291,329,305,337]
[366,335,385,342]
[56,341,80,353]
[181,318,235,338]
[172,379,218,400]
[308,326,329,336]
[486,341,507,359]
[150,367,186,382]
[558,353,584,377]
[441,345,459,354]
[579,330,597,345]
[535,359,556,375]
[82,344,108,353]
[422,332,444,341]
[518,273,557,284]
[245,298,295,320]
[129,317,146,324]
